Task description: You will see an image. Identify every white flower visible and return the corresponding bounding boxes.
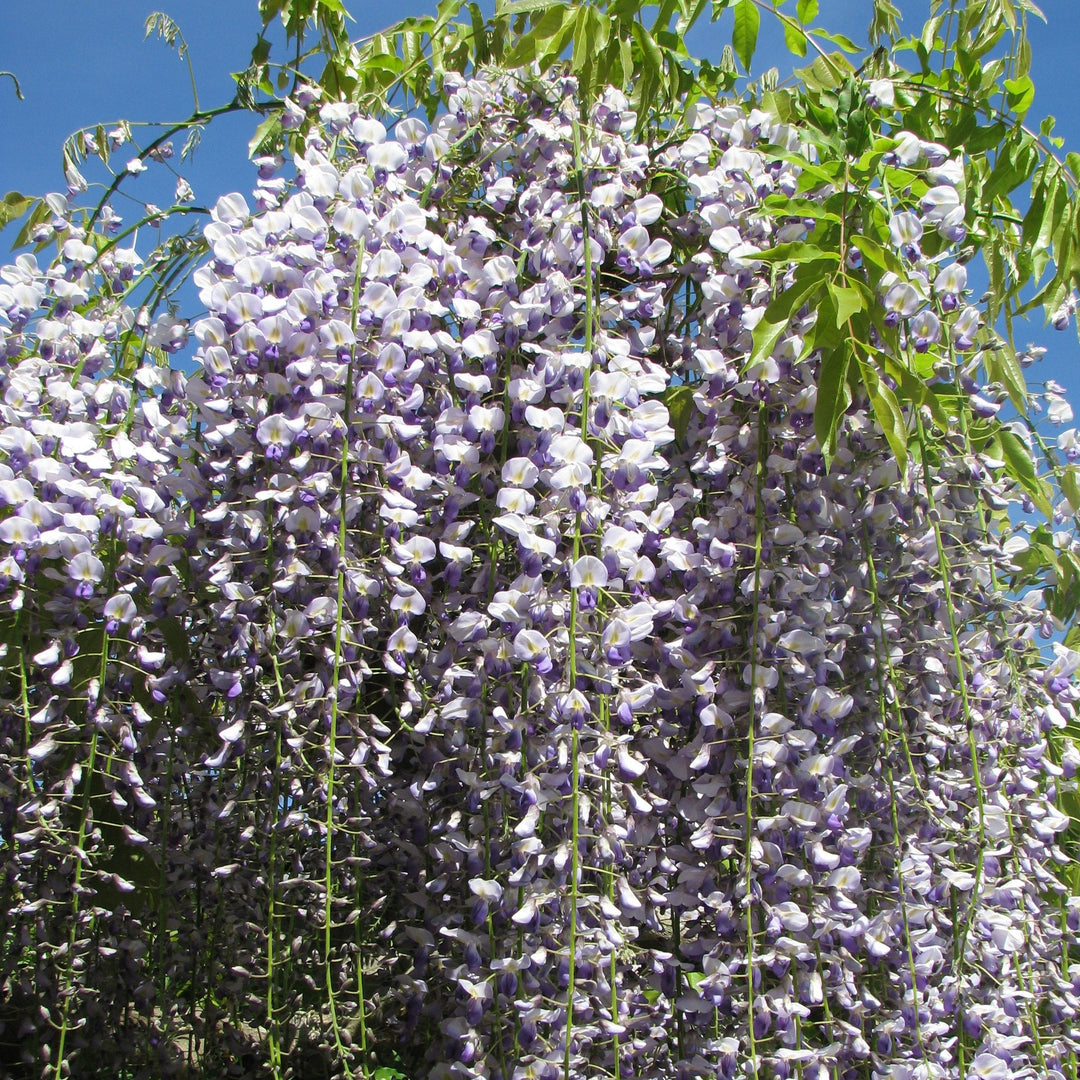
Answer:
[67,551,104,583]
[570,555,608,590]
[619,224,672,268]
[255,413,305,449]
[548,434,593,490]
[468,878,503,902]
[867,78,895,107]
[104,594,137,624]
[501,457,539,487]
[512,628,548,663]
[280,610,310,639]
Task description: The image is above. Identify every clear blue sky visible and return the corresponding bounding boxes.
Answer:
[0,0,1078,396]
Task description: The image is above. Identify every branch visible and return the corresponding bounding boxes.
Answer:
[84,99,282,234]
[0,70,24,100]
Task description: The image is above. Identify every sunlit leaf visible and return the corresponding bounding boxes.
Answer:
[0,191,35,230]
[810,28,861,52]
[731,0,759,71]
[248,115,283,158]
[827,281,866,328]
[783,20,808,58]
[1062,467,1080,514]
[999,428,1052,516]
[1004,74,1035,115]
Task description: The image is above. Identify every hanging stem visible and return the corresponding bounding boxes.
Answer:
[563,111,597,1080]
[265,596,287,1080]
[53,630,110,1079]
[323,232,368,1077]
[861,525,929,1063]
[743,396,769,1077]
[913,412,987,953]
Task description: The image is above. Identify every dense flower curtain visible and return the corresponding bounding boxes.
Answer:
[0,68,1077,1080]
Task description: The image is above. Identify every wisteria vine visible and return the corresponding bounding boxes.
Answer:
[1,58,1079,1080]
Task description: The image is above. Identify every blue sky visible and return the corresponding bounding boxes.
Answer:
[0,0,1078,397]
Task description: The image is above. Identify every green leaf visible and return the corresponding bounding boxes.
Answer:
[880,354,950,432]
[870,0,901,42]
[919,13,943,53]
[759,195,840,222]
[498,0,555,12]
[964,121,1008,155]
[631,21,663,80]
[731,0,759,71]
[1003,74,1035,116]
[796,0,818,23]
[316,0,348,13]
[536,6,579,68]
[180,125,202,163]
[504,2,571,66]
[827,281,865,328]
[619,32,634,89]
[794,50,855,91]
[12,199,49,249]
[809,28,861,52]
[999,428,1052,517]
[1051,551,1080,624]
[250,34,271,65]
[783,20,808,57]
[248,115,283,158]
[572,4,602,99]
[749,266,826,369]
[858,356,908,472]
[0,191,35,230]
[664,384,696,448]
[981,134,1040,205]
[986,343,1029,417]
[93,124,109,167]
[259,0,287,26]
[360,52,403,75]
[1062,467,1080,514]
[752,243,838,265]
[814,344,851,469]
[1006,524,1056,581]
[850,233,904,277]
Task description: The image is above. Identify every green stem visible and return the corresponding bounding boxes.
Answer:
[563,112,596,1080]
[53,629,110,1079]
[85,101,275,235]
[913,411,986,992]
[324,231,368,1078]
[265,600,287,1080]
[861,526,928,1062]
[743,397,768,1077]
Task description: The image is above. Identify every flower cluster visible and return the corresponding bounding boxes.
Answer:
[0,67,1078,1080]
